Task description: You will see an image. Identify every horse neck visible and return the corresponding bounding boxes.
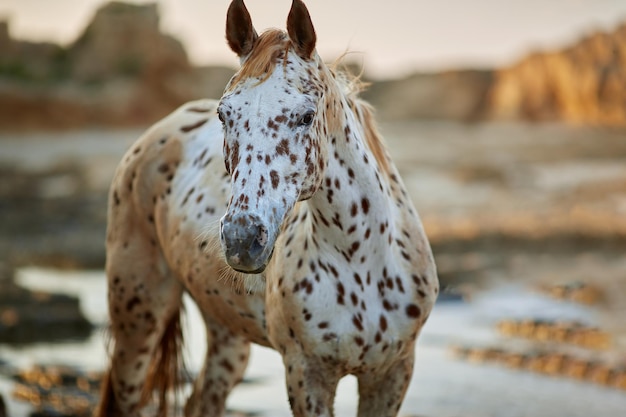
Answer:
[305,86,392,254]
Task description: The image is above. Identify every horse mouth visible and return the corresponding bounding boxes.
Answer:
[228,247,274,274]
[232,265,266,274]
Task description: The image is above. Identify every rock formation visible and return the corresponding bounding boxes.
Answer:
[0,2,234,130]
[69,2,190,82]
[0,1,625,128]
[362,70,493,121]
[487,23,626,125]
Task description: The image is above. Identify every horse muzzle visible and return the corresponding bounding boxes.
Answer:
[220,212,275,274]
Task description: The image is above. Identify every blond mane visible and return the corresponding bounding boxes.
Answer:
[332,66,391,175]
[228,29,291,89]
[353,98,391,175]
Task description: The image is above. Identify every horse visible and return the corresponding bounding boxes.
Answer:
[96,1,438,416]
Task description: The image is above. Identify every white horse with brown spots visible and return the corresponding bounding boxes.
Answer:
[96,1,438,416]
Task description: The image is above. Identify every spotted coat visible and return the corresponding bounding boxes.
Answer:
[97,1,438,417]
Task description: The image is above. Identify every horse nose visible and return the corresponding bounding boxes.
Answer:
[221,213,270,273]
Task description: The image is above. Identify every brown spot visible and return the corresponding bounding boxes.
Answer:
[158,163,170,174]
[361,198,370,214]
[379,315,388,332]
[350,202,358,217]
[352,315,364,331]
[350,292,358,306]
[126,296,141,312]
[187,106,211,113]
[323,332,337,341]
[276,139,290,155]
[219,359,235,372]
[405,304,421,318]
[270,170,280,189]
[181,118,209,133]
[382,299,395,311]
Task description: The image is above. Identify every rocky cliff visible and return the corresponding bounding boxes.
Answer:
[69,2,189,83]
[364,20,626,124]
[487,23,626,125]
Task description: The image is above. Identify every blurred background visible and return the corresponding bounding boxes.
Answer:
[0,1,625,416]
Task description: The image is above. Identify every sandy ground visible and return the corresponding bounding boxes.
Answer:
[1,121,625,416]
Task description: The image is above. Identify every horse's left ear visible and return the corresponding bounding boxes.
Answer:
[287,0,317,60]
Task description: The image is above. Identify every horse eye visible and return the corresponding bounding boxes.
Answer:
[298,111,315,127]
[217,110,225,124]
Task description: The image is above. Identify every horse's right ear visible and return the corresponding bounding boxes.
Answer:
[226,0,258,57]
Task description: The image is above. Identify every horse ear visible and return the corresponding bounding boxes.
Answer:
[287,0,317,60]
[226,0,258,57]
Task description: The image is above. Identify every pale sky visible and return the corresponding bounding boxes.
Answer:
[1,0,625,78]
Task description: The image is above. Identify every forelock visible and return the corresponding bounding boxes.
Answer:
[227,29,292,90]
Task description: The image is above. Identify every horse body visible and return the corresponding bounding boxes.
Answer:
[98,1,438,416]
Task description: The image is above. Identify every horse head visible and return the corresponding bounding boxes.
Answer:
[218,0,334,273]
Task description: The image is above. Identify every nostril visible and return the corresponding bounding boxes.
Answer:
[256,225,268,247]
[247,224,268,259]
[248,238,264,260]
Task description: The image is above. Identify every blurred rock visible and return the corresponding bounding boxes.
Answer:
[364,20,626,124]
[0,2,234,130]
[487,22,626,125]
[363,70,493,121]
[0,21,68,82]
[0,263,93,344]
[0,1,625,128]
[0,164,107,269]
[69,2,190,83]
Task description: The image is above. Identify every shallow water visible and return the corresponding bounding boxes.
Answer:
[1,267,624,417]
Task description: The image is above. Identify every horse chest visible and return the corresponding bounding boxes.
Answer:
[266,252,422,371]
[192,278,270,346]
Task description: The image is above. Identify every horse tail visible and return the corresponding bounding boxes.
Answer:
[142,308,186,417]
[94,368,116,417]
[94,309,186,417]
[94,327,118,417]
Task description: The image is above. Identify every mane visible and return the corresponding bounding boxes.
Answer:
[354,98,391,174]
[228,29,291,89]
[331,66,391,175]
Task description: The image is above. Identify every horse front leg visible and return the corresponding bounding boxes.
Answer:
[283,354,340,417]
[356,354,415,417]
